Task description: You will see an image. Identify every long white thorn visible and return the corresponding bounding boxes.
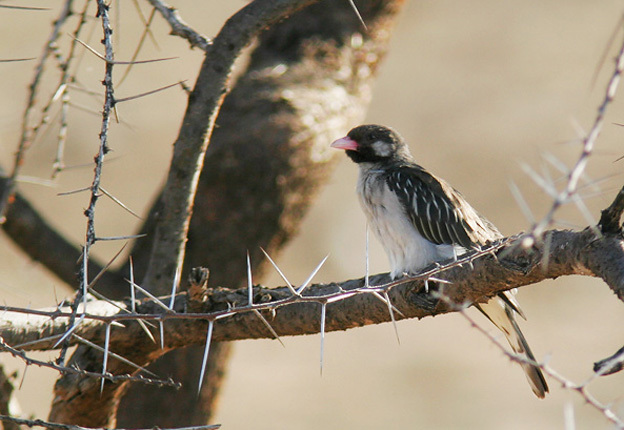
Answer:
[88,243,128,289]
[246,251,253,306]
[427,276,451,284]
[137,319,156,344]
[571,192,598,228]
[297,254,329,294]
[168,265,180,310]
[159,320,165,350]
[320,302,327,376]
[128,257,155,342]
[347,0,367,30]
[371,291,405,318]
[53,314,85,348]
[509,180,536,224]
[72,334,158,377]
[260,247,298,296]
[197,320,214,394]
[520,162,557,198]
[542,150,569,175]
[129,257,136,312]
[130,282,170,312]
[100,323,111,394]
[383,291,400,345]
[253,309,285,347]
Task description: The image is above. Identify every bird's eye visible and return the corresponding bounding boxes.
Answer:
[366,132,376,141]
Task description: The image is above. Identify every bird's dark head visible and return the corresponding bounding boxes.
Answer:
[330,124,411,164]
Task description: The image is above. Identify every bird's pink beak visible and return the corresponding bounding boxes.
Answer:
[330,136,358,151]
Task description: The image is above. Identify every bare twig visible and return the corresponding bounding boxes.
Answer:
[0,337,177,387]
[452,300,624,428]
[146,0,211,51]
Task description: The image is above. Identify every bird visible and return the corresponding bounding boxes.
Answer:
[330,124,548,398]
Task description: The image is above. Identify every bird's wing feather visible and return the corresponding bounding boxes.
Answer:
[386,165,489,248]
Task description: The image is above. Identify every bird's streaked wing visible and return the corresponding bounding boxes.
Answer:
[386,166,476,248]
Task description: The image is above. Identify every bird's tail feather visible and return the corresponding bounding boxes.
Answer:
[476,294,549,398]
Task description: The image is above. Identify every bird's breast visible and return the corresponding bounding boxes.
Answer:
[356,169,457,278]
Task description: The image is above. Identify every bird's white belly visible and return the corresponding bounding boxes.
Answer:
[358,172,460,278]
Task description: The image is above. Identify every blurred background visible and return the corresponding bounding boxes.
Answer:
[1,0,624,428]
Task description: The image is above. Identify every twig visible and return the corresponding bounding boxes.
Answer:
[146,0,211,51]
[0,337,177,387]
[439,293,624,428]
[56,0,115,366]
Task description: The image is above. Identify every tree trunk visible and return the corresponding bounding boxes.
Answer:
[46,0,405,426]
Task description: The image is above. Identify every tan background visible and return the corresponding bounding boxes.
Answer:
[1,1,624,428]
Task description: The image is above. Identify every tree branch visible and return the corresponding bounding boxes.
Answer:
[2,229,620,351]
[147,0,212,51]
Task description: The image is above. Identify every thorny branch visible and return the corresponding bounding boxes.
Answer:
[1,227,622,349]
[449,297,624,428]
[528,29,624,242]
[0,337,178,388]
[56,0,116,368]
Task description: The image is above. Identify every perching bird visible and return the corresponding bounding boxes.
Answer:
[331,124,548,398]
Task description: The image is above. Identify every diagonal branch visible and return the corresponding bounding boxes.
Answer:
[139,0,318,295]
